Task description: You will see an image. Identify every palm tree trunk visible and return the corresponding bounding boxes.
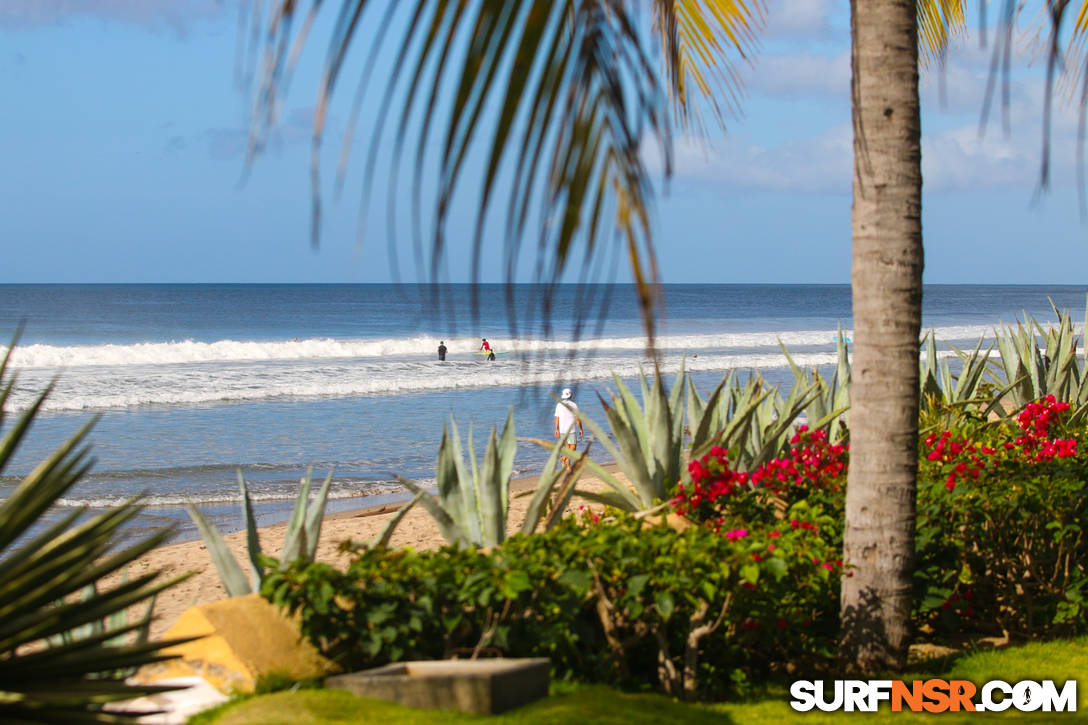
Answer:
[840,0,923,673]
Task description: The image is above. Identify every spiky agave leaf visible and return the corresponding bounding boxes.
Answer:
[553,367,687,512]
[778,329,851,442]
[238,470,263,592]
[519,435,590,534]
[302,468,335,562]
[477,427,507,548]
[396,476,463,546]
[280,467,314,564]
[369,493,423,549]
[186,503,253,597]
[690,378,771,462]
[446,418,481,545]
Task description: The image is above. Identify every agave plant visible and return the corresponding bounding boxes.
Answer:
[397,409,586,547]
[687,371,823,472]
[562,366,686,512]
[0,340,193,722]
[989,299,1088,420]
[779,326,852,442]
[688,373,768,459]
[917,331,1013,420]
[187,468,341,597]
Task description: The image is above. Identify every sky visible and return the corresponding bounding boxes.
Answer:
[0,0,1085,285]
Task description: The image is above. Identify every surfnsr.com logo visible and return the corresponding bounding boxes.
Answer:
[789,679,1078,713]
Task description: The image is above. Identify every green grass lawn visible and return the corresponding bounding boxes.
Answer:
[191,638,1088,724]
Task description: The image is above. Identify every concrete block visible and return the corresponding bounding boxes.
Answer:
[327,658,549,714]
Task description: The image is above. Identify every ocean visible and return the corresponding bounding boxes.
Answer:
[1,283,1083,542]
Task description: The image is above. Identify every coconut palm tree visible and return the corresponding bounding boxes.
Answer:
[840,0,1088,672]
[243,0,1086,675]
[838,0,924,673]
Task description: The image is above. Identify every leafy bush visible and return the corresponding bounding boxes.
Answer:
[675,394,1088,642]
[672,426,848,546]
[261,509,838,700]
[914,396,1088,638]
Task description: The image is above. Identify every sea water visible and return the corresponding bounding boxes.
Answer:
[0,283,1083,541]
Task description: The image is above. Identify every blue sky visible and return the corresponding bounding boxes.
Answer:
[0,0,1084,284]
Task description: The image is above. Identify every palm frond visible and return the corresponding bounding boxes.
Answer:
[0,338,190,722]
[653,0,764,135]
[916,0,965,69]
[244,0,753,347]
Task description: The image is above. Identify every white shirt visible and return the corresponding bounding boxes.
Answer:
[554,400,579,434]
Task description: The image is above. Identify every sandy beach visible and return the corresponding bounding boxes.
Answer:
[119,467,620,641]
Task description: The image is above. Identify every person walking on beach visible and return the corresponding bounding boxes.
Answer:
[438,341,447,361]
[480,338,491,352]
[554,387,582,471]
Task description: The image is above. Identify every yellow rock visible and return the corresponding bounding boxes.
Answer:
[136,593,338,694]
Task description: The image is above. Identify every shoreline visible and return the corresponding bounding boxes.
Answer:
[113,466,620,641]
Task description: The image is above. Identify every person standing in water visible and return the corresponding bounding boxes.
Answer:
[438,341,447,361]
[553,388,583,471]
[487,349,496,361]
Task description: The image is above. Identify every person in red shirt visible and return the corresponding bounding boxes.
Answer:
[480,338,491,351]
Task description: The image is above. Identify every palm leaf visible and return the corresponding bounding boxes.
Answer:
[0,338,189,721]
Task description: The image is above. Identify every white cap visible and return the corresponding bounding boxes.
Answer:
[561,388,572,400]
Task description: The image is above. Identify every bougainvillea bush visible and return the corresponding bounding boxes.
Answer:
[914,396,1087,637]
[672,397,1088,641]
[262,508,839,700]
[672,426,848,545]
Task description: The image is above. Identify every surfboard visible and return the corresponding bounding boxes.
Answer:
[475,350,509,355]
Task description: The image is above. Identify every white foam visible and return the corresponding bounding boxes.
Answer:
[55,478,421,508]
[1,323,1015,370]
[1,323,1030,414]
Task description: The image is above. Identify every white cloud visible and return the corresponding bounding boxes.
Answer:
[671,125,851,192]
[746,50,849,99]
[0,0,223,34]
[665,72,1081,195]
[762,0,839,40]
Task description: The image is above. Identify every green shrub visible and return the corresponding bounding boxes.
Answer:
[675,395,1088,643]
[914,397,1088,637]
[261,509,838,700]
